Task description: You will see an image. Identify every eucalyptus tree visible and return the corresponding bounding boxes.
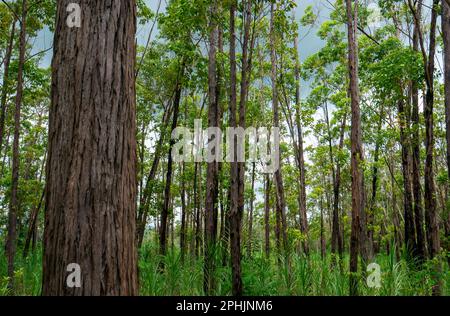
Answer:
[43,0,138,295]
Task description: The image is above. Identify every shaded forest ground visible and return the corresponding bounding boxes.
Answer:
[1,244,448,296]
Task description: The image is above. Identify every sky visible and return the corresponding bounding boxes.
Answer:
[33,0,330,75]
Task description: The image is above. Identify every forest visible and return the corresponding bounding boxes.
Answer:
[0,0,449,296]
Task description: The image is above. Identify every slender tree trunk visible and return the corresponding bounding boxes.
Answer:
[264,175,271,258]
[270,2,288,253]
[43,0,138,295]
[443,0,450,267]
[6,0,26,293]
[180,162,187,262]
[247,163,256,258]
[398,97,416,255]
[294,34,309,255]
[423,0,441,295]
[346,0,363,296]
[411,1,426,260]
[137,105,172,247]
[332,115,346,259]
[160,66,184,266]
[204,0,220,294]
[0,18,16,154]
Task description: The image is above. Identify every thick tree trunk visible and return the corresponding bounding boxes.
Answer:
[346,0,364,296]
[43,0,138,295]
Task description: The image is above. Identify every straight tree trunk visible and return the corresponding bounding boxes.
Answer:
[270,2,288,253]
[0,18,16,154]
[332,115,346,259]
[43,0,138,295]
[294,34,309,255]
[180,162,187,262]
[204,0,219,294]
[442,0,450,268]
[6,0,26,292]
[346,0,364,296]
[423,0,441,295]
[247,162,256,258]
[411,1,426,260]
[398,97,416,255]
[264,175,271,257]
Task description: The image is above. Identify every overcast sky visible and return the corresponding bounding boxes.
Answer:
[33,0,330,70]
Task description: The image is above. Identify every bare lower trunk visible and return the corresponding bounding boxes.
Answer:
[6,0,26,293]
[346,0,364,296]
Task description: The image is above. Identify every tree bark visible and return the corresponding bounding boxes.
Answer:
[0,18,16,154]
[6,0,26,292]
[443,0,450,268]
[270,2,288,254]
[411,1,426,260]
[204,0,219,294]
[160,66,184,265]
[43,0,138,296]
[346,0,364,296]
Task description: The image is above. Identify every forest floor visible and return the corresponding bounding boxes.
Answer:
[1,244,449,296]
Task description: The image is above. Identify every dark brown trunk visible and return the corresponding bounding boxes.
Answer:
[43,0,138,295]
[398,97,416,255]
[160,66,184,265]
[204,0,219,294]
[264,175,271,257]
[411,2,426,260]
[443,0,450,268]
[0,18,16,154]
[346,0,363,296]
[270,2,288,254]
[332,115,346,258]
[247,163,256,258]
[6,0,26,292]
[180,163,187,262]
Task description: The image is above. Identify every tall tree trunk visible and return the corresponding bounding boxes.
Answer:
[294,34,309,255]
[180,162,187,262]
[346,0,364,296]
[332,115,346,259]
[137,104,172,247]
[247,162,256,258]
[264,175,271,258]
[270,2,288,254]
[6,0,26,293]
[0,18,16,154]
[443,0,450,268]
[423,0,441,295]
[160,66,184,266]
[43,0,138,295]
[411,1,426,260]
[204,0,219,294]
[398,97,416,255]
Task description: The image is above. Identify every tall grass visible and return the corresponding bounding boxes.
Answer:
[0,244,448,296]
